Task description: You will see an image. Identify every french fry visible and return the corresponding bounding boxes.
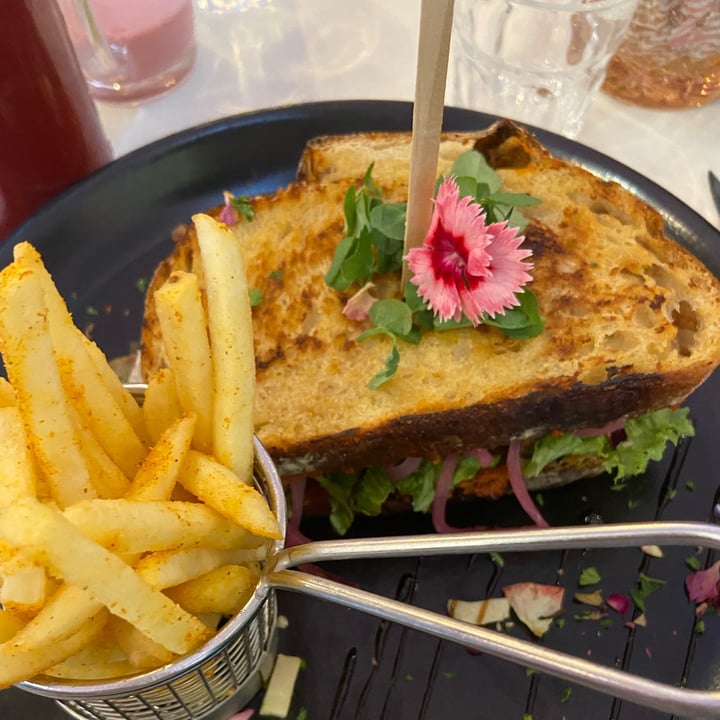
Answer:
[0,606,109,688]
[0,564,51,617]
[126,413,196,501]
[0,264,95,507]
[134,545,266,590]
[164,564,259,616]
[143,367,183,444]
[180,450,282,539]
[13,242,148,476]
[0,405,38,506]
[108,616,177,670]
[82,335,148,442]
[0,498,212,654]
[193,213,255,483]
[153,271,213,452]
[64,498,256,554]
[0,609,26,643]
[67,402,130,499]
[55,354,147,480]
[1,585,102,650]
[44,634,137,680]
[0,378,16,407]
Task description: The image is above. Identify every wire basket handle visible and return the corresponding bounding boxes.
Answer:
[268,521,720,716]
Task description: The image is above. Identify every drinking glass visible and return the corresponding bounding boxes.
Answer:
[57,0,197,102]
[602,0,720,108]
[448,0,641,137]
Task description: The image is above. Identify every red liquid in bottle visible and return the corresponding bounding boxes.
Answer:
[0,0,113,242]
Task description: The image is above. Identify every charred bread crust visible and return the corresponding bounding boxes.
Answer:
[266,367,701,478]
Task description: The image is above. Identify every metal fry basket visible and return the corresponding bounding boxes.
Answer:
[18,434,720,719]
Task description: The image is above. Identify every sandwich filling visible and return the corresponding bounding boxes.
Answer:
[300,406,694,536]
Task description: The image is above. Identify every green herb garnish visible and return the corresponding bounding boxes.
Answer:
[248,288,263,307]
[579,567,602,586]
[630,573,666,612]
[229,194,255,221]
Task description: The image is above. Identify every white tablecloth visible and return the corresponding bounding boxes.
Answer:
[95,0,720,230]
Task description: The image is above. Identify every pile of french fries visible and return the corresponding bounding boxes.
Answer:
[0,214,281,686]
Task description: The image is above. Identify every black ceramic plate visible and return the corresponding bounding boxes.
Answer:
[1,101,719,720]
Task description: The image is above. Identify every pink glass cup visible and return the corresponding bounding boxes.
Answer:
[58,0,197,102]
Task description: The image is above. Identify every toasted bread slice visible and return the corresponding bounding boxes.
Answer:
[142,121,720,488]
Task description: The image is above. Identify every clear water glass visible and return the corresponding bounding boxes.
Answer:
[448,0,640,137]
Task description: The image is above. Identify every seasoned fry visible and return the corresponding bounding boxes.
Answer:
[0,564,50,617]
[108,617,177,670]
[64,498,255,553]
[153,271,213,452]
[0,606,109,688]
[193,213,255,483]
[1,585,102,650]
[126,413,196,501]
[0,405,37,506]
[0,264,95,507]
[143,367,183,444]
[0,498,212,654]
[82,335,148,443]
[180,450,282,539]
[67,402,130,499]
[55,354,147,479]
[134,545,266,590]
[164,564,259,616]
[13,242,148,475]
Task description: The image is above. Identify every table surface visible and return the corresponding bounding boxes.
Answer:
[95,0,720,230]
[2,2,720,718]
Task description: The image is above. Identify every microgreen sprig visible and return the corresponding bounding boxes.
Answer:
[228,194,255,221]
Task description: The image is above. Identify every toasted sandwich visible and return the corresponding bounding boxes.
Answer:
[142,120,720,534]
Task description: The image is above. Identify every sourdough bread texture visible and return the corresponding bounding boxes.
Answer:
[143,121,720,484]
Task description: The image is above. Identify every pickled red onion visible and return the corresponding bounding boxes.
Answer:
[507,439,549,528]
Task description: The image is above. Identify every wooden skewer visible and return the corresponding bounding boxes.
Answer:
[401,0,455,289]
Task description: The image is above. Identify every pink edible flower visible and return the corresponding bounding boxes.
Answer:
[685,560,720,605]
[606,593,631,615]
[219,191,240,225]
[405,177,533,324]
[343,281,377,321]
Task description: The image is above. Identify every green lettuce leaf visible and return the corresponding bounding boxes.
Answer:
[396,461,440,513]
[353,466,394,516]
[313,473,357,536]
[314,467,395,535]
[524,407,694,482]
[603,407,694,480]
[524,433,609,479]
